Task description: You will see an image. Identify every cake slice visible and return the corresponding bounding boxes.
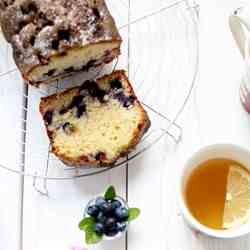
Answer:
[40,70,151,167]
[0,0,121,85]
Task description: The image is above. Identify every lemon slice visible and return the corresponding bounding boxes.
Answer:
[223,165,250,229]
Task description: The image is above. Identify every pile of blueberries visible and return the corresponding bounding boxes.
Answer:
[87,196,129,237]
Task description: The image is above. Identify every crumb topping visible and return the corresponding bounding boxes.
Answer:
[0,0,121,74]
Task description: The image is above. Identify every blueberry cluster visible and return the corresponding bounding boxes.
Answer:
[87,196,128,237]
[43,78,136,128]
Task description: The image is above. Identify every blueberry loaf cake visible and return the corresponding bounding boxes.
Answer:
[0,0,121,85]
[40,70,151,166]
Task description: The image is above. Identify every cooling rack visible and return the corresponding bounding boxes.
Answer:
[0,0,199,190]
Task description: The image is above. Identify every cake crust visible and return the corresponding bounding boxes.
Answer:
[40,70,151,167]
[0,0,121,84]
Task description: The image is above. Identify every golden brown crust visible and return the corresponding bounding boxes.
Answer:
[40,70,151,167]
[0,0,121,84]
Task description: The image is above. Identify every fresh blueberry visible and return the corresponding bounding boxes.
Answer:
[96,211,107,224]
[94,222,104,235]
[87,205,99,217]
[95,197,106,208]
[100,201,113,214]
[105,217,116,229]
[105,223,119,236]
[111,200,122,210]
[117,222,127,232]
[115,207,129,221]
[103,222,119,237]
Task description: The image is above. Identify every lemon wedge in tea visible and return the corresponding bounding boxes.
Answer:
[223,165,250,229]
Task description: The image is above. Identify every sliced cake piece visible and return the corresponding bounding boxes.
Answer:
[0,0,121,85]
[40,70,151,167]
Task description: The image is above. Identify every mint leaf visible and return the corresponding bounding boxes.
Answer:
[128,208,140,221]
[85,226,103,244]
[104,186,116,200]
[78,217,95,231]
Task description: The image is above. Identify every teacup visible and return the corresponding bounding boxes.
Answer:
[178,144,250,238]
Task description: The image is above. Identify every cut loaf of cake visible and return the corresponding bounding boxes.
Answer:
[0,0,121,85]
[40,70,151,166]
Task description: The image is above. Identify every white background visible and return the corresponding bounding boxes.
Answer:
[2,0,250,249]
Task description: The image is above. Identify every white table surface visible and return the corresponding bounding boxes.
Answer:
[2,0,250,249]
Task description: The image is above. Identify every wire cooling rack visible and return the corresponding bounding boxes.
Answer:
[0,0,199,189]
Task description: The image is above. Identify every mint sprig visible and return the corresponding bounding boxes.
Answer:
[85,225,103,244]
[78,217,95,231]
[128,208,140,221]
[79,218,103,244]
[104,185,116,200]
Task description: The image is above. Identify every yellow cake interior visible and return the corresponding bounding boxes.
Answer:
[49,96,143,161]
[29,41,120,82]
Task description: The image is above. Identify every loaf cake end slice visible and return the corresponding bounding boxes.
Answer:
[0,0,121,85]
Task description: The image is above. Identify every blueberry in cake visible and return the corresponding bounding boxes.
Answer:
[0,0,121,85]
[39,70,151,167]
